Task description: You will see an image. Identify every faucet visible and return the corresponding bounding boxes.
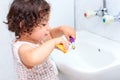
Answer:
[95,0,108,17]
[102,0,108,15]
[102,0,120,24]
[84,0,120,24]
[84,0,108,18]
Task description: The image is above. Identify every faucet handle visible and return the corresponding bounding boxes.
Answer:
[102,15,114,24]
[84,10,96,18]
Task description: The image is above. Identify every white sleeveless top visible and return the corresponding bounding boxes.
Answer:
[12,41,59,80]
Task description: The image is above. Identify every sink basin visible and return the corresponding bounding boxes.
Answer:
[51,30,120,80]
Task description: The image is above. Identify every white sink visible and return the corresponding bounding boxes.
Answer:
[51,30,120,80]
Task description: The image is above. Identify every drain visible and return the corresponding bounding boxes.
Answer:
[98,48,101,52]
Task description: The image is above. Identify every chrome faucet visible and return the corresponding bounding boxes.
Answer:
[96,0,108,17]
[102,0,108,15]
[84,0,120,24]
[84,0,109,18]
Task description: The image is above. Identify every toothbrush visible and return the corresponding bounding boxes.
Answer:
[69,36,75,49]
[56,36,75,53]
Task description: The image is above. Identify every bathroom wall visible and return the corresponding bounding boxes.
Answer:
[47,0,74,27]
[75,0,120,42]
[0,0,17,80]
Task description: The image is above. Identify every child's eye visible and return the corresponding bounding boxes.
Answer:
[42,24,46,26]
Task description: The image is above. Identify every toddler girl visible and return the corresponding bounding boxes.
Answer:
[6,0,76,80]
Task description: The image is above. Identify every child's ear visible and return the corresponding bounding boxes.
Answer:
[19,21,23,28]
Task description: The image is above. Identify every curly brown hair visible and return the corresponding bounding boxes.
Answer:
[6,0,50,38]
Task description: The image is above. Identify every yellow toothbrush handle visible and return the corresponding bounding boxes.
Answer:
[56,44,67,53]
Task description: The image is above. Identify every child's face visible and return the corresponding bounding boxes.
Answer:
[28,22,51,43]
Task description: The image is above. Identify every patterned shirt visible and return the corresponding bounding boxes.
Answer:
[12,41,59,80]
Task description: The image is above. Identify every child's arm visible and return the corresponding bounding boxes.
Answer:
[50,26,63,38]
[18,37,69,68]
[50,26,76,41]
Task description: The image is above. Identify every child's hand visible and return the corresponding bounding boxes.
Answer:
[59,26,76,41]
[53,37,70,50]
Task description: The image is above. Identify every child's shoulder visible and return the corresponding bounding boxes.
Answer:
[12,40,38,48]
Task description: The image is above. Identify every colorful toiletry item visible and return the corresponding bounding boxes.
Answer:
[56,36,75,53]
[69,36,75,49]
[56,44,67,53]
